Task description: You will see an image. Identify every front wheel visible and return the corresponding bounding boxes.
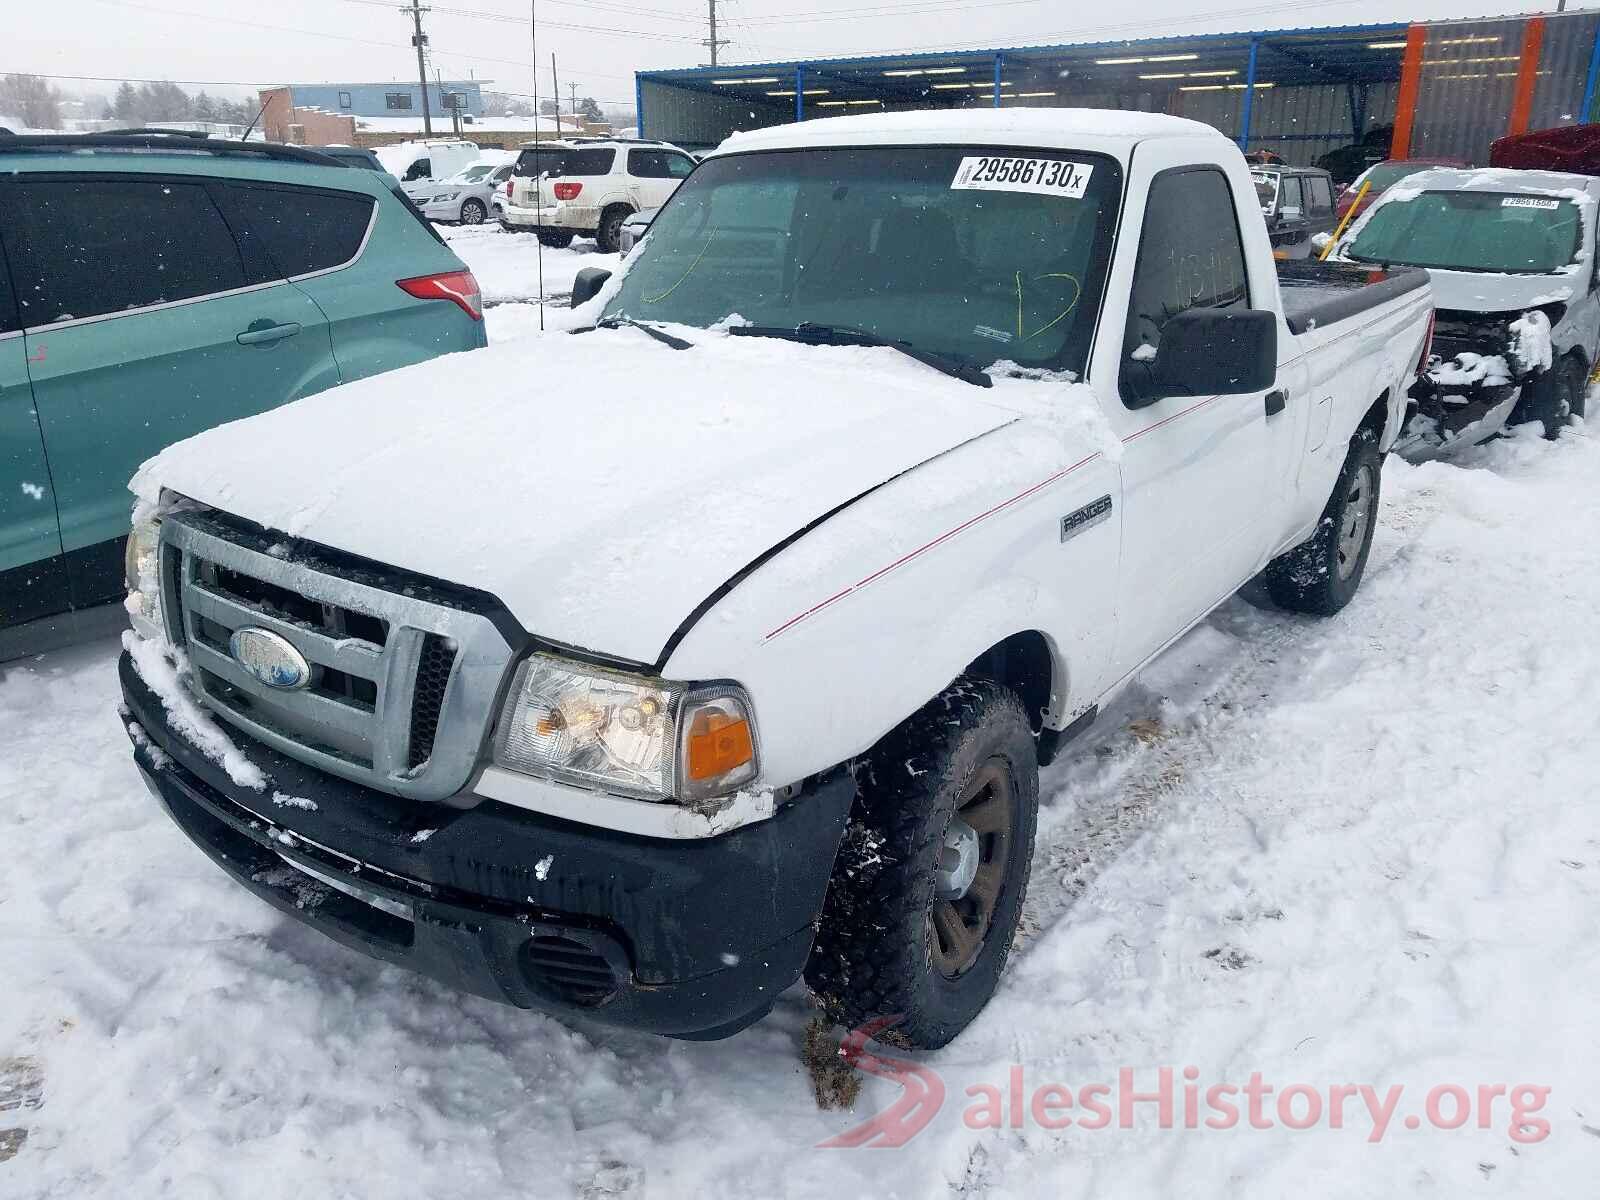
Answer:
[805,678,1039,1050]
[459,198,487,225]
[1265,431,1382,616]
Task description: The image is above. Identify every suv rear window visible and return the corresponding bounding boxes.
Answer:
[3,178,247,326]
[557,148,614,177]
[513,147,570,177]
[215,184,375,278]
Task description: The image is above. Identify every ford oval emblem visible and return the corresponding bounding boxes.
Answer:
[229,627,313,691]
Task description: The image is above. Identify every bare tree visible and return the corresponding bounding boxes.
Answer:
[0,74,63,130]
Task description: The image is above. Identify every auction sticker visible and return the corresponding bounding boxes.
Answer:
[1502,197,1561,210]
[952,156,1094,198]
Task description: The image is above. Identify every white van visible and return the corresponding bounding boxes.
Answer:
[375,139,482,195]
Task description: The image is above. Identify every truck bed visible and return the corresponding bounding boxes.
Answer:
[1277,259,1429,335]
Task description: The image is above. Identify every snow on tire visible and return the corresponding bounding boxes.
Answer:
[805,677,1039,1050]
[1265,429,1382,617]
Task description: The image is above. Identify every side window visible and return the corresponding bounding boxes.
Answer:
[628,149,669,178]
[494,166,513,182]
[5,179,247,327]
[1280,175,1304,213]
[1308,176,1334,213]
[403,158,430,181]
[338,91,352,109]
[215,184,376,279]
[665,153,696,179]
[1122,168,1249,406]
[561,148,615,176]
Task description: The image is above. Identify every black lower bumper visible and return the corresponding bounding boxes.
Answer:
[120,652,854,1039]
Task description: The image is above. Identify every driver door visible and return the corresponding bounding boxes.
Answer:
[1099,152,1278,678]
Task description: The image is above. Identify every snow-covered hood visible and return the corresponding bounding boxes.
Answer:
[1425,267,1578,314]
[134,329,1022,665]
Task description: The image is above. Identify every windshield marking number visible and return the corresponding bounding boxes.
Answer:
[952,156,1094,199]
[1502,197,1561,210]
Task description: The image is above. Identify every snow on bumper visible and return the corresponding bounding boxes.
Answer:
[118,650,855,1039]
[500,201,595,231]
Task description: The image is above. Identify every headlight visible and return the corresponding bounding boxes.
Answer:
[433,191,459,202]
[124,512,164,638]
[493,654,759,803]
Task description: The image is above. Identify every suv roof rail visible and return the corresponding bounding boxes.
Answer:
[0,132,350,167]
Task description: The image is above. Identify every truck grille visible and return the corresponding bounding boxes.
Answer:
[159,511,515,802]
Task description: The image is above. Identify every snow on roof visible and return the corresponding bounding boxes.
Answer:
[355,114,584,134]
[1392,166,1600,197]
[718,108,1227,156]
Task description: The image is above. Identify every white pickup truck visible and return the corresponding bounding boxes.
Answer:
[120,111,1433,1049]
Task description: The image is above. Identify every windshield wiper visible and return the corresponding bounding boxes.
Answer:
[727,322,993,388]
[594,316,694,350]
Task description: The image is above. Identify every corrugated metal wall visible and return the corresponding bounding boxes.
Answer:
[640,79,790,145]
[1409,17,1530,161]
[1531,10,1600,129]
[1176,82,1399,165]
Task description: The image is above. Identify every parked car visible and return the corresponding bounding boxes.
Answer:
[120,110,1432,1049]
[1332,166,1598,456]
[1336,157,1467,224]
[618,207,657,257]
[1490,122,1600,175]
[315,145,389,173]
[0,131,486,659]
[417,154,516,225]
[1250,164,1338,259]
[1315,124,1395,186]
[502,138,696,251]
[377,138,481,192]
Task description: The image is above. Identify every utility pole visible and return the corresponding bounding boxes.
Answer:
[566,81,580,123]
[550,53,561,130]
[703,0,730,67]
[402,0,433,136]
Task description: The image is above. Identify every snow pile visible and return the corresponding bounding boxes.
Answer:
[1510,309,1554,374]
[1426,351,1512,388]
[438,224,621,306]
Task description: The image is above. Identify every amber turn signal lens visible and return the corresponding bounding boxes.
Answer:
[685,710,754,781]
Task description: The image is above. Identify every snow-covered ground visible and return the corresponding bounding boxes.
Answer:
[439,222,620,308]
[2,243,1598,1194]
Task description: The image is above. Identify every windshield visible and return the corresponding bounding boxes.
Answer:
[601,145,1123,375]
[1348,190,1582,273]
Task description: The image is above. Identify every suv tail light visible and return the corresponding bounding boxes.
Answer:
[505,179,514,197]
[552,181,583,202]
[397,270,483,321]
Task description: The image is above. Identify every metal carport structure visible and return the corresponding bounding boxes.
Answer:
[637,10,1600,167]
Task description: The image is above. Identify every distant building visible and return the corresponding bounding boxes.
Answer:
[275,81,486,121]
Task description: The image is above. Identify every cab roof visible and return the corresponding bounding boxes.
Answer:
[715,108,1229,160]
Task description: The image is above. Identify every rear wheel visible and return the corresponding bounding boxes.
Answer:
[536,229,575,248]
[805,678,1039,1049]
[596,205,631,254]
[1265,430,1381,616]
[459,198,487,225]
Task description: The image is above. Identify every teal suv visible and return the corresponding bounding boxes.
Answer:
[0,132,487,658]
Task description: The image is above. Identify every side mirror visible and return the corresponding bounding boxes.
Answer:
[571,267,613,308]
[1129,308,1278,407]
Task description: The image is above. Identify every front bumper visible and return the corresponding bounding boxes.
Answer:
[120,651,854,1039]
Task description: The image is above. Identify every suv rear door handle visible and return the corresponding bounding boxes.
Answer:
[1265,389,1287,417]
[237,321,301,346]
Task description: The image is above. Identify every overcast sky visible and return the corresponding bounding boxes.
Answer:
[12,0,1561,108]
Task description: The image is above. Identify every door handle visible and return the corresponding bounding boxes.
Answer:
[1265,389,1287,417]
[236,321,301,346]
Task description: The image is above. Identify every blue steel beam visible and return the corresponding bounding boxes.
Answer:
[1237,37,1260,151]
